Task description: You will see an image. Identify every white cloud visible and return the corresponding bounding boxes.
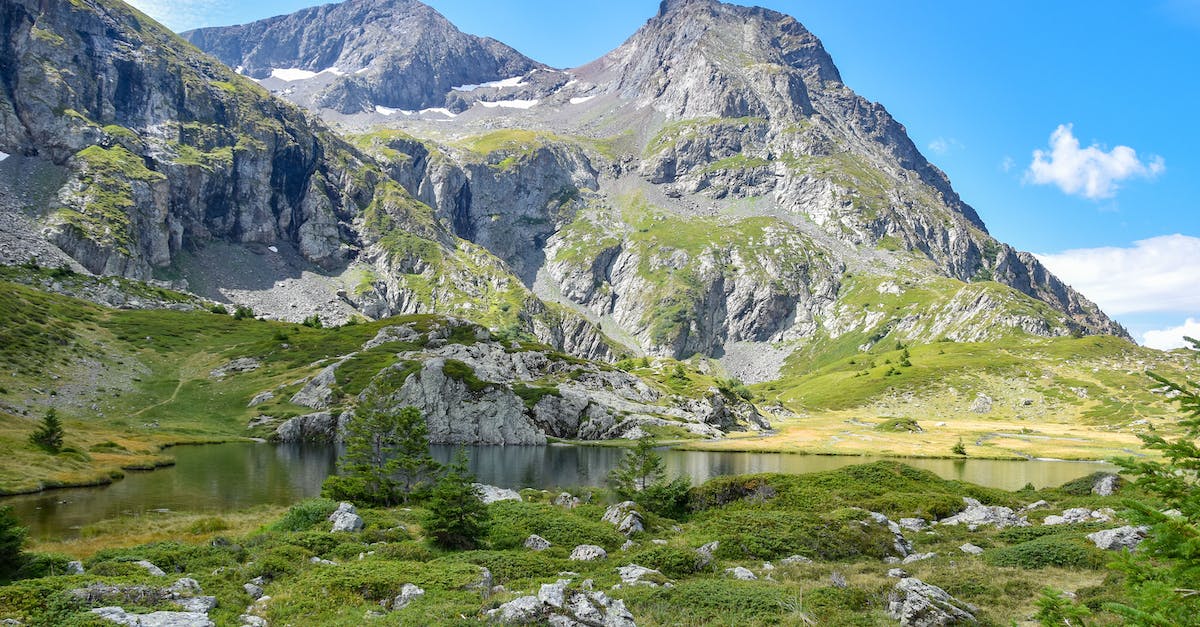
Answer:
[928,137,962,155]
[1034,234,1200,315]
[125,0,234,31]
[1143,318,1200,351]
[1025,124,1164,200]
[1000,156,1015,173]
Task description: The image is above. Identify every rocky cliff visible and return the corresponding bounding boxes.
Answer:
[182,0,544,114]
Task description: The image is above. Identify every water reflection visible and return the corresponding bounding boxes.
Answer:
[1,442,1113,540]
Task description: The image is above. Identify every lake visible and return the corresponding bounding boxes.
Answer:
[1,442,1115,540]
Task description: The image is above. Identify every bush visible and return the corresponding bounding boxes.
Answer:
[89,541,238,575]
[439,551,570,584]
[269,498,337,532]
[693,509,896,561]
[246,544,311,580]
[0,506,26,582]
[638,476,692,520]
[486,502,623,550]
[29,409,64,452]
[425,450,488,550]
[11,552,73,580]
[301,314,322,328]
[373,541,434,562]
[187,517,229,535]
[984,536,1103,570]
[627,545,704,578]
[232,305,254,320]
[208,304,228,315]
[621,578,792,624]
[875,417,922,432]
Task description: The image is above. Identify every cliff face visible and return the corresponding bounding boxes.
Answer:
[182,0,544,114]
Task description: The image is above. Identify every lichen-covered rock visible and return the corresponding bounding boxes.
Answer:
[887,577,978,626]
[524,535,551,551]
[695,541,719,569]
[938,498,1029,529]
[1043,508,1113,526]
[724,566,756,580]
[473,484,522,504]
[1091,473,1121,496]
[602,502,645,536]
[569,545,607,561]
[328,502,364,533]
[1087,526,1149,551]
[391,583,424,611]
[91,607,215,627]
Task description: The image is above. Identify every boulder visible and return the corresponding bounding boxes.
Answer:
[780,555,813,566]
[473,483,522,504]
[602,502,645,535]
[274,411,349,443]
[725,566,756,580]
[392,583,424,610]
[553,492,580,509]
[538,579,570,608]
[1091,474,1121,496]
[1087,526,1149,551]
[135,561,167,577]
[569,545,608,561]
[887,577,978,626]
[902,552,937,564]
[969,394,992,414]
[695,541,719,569]
[289,362,340,409]
[490,595,543,623]
[616,564,666,587]
[867,511,913,556]
[66,560,84,575]
[524,534,552,551]
[888,568,910,579]
[938,498,1029,529]
[898,518,928,532]
[328,502,364,533]
[91,607,214,627]
[242,583,263,600]
[1043,507,1112,526]
[959,543,984,556]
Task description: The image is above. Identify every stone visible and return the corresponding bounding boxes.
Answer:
[328,502,364,533]
[247,391,274,407]
[170,579,202,595]
[725,566,756,580]
[617,564,665,587]
[779,555,813,566]
[524,534,552,551]
[392,583,424,610]
[466,567,494,596]
[135,561,167,577]
[1043,508,1111,526]
[620,540,636,551]
[651,539,668,545]
[888,568,910,579]
[898,518,928,532]
[1087,526,1149,551]
[489,595,543,623]
[289,363,339,409]
[888,578,978,626]
[66,560,84,575]
[553,492,580,508]
[867,511,914,557]
[569,544,608,561]
[274,411,348,443]
[242,584,263,600]
[1022,500,1049,511]
[238,616,268,627]
[602,502,645,535]
[938,498,1029,529]
[211,358,261,379]
[175,597,218,613]
[902,552,937,564]
[90,607,215,627]
[538,579,570,608]
[309,557,337,565]
[830,572,848,588]
[473,483,522,504]
[959,543,984,556]
[695,541,719,569]
[969,393,993,413]
[1091,473,1121,496]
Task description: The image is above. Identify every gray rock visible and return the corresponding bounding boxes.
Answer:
[309,557,337,565]
[938,498,1029,529]
[969,394,993,414]
[247,391,274,407]
[211,358,260,379]
[474,483,522,504]
[1091,473,1121,496]
[830,572,848,588]
[553,492,580,509]
[135,561,167,577]
[898,518,928,532]
[1043,507,1112,526]
[959,543,984,556]
[616,564,665,587]
[175,597,218,614]
[569,545,608,561]
[602,502,645,536]
[391,583,424,610]
[274,411,349,443]
[620,540,636,551]
[1087,526,1149,551]
[66,560,84,575]
[242,583,263,600]
[695,541,719,569]
[887,568,910,579]
[725,566,756,580]
[538,579,570,608]
[289,363,340,409]
[328,502,364,533]
[779,555,813,566]
[90,607,215,627]
[888,577,978,626]
[902,552,937,564]
[867,511,914,557]
[169,579,202,595]
[524,534,551,551]
[489,595,543,623]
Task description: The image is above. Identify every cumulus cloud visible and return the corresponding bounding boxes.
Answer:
[1034,234,1200,315]
[927,137,963,155]
[1143,318,1200,351]
[1025,124,1164,199]
[126,0,235,31]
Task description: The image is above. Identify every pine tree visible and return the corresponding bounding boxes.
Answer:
[610,435,667,494]
[29,409,63,453]
[1105,337,1200,624]
[0,506,26,582]
[425,449,488,550]
[327,374,440,505]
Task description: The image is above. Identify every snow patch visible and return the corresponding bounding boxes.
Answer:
[569,96,596,105]
[375,105,415,116]
[0,151,8,162]
[452,76,525,92]
[355,67,370,74]
[267,67,345,82]
[267,246,278,253]
[235,65,245,75]
[420,108,457,117]
[479,99,539,110]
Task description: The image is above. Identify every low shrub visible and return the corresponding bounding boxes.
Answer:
[486,502,624,551]
[693,509,896,561]
[627,545,704,578]
[373,541,434,562]
[984,536,1104,570]
[439,551,571,584]
[269,498,337,532]
[246,544,311,580]
[619,578,792,624]
[874,417,922,432]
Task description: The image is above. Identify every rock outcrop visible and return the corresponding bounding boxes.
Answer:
[887,576,978,626]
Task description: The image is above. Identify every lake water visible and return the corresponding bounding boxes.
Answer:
[1,442,1115,540]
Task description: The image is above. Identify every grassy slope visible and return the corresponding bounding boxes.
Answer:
[3,461,1143,625]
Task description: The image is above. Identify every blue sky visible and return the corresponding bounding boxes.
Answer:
[130,0,1200,348]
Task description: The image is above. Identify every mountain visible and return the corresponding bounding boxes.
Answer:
[182,0,546,114]
[0,0,612,359]
[188,0,1123,366]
